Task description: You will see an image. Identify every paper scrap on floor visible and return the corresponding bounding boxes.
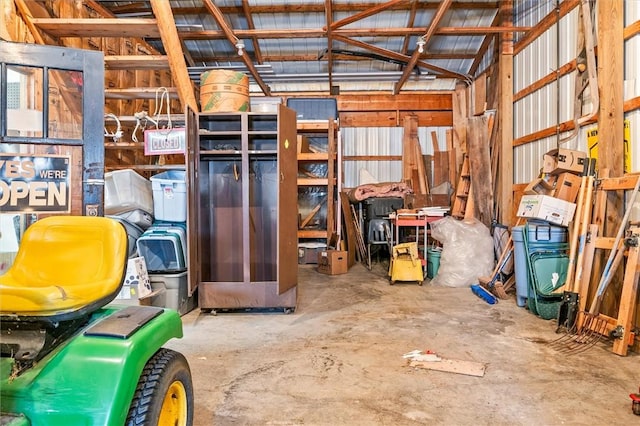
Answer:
[403,350,486,377]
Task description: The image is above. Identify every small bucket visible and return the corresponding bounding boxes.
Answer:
[427,247,442,279]
[200,70,250,112]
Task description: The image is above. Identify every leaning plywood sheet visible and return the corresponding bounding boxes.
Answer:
[409,359,486,377]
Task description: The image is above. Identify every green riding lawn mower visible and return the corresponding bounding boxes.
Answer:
[0,215,194,425]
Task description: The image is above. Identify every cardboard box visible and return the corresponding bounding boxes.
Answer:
[523,177,556,196]
[542,148,587,175]
[317,250,348,275]
[298,244,326,264]
[115,257,152,301]
[517,195,576,227]
[554,172,582,203]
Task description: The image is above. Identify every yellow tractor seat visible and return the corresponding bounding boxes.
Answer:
[0,216,128,321]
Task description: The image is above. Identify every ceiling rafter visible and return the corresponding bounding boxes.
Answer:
[401,0,420,56]
[332,34,468,81]
[241,0,264,64]
[325,0,334,90]
[108,2,500,16]
[394,0,454,94]
[178,26,529,40]
[201,0,271,96]
[329,0,409,31]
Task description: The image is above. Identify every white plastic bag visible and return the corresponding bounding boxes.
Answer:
[429,217,494,287]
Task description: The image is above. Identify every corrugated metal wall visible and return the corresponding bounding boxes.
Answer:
[513,6,581,184]
[513,1,639,183]
[342,126,450,188]
[340,1,639,188]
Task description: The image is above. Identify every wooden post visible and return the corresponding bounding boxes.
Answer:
[498,0,514,225]
[150,1,198,112]
[597,0,625,317]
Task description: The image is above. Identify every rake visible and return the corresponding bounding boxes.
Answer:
[551,177,640,354]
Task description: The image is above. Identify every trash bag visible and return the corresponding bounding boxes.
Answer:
[429,217,494,287]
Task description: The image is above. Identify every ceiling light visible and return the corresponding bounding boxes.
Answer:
[235,41,245,56]
[417,36,426,54]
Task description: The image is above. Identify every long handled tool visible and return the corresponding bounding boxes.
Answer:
[556,166,594,331]
[553,176,640,353]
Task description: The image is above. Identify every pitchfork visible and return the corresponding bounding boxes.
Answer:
[551,177,640,354]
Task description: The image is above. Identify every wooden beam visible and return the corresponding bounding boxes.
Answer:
[339,111,452,127]
[241,0,264,64]
[468,14,500,76]
[338,94,452,111]
[32,17,161,38]
[401,0,420,55]
[514,0,579,55]
[180,26,529,40]
[105,87,179,99]
[624,20,640,40]
[499,0,513,225]
[104,55,170,70]
[325,0,334,89]
[332,34,467,80]
[150,2,198,112]
[330,0,408,30]
[202,0,271,96]
[597,0,624,177]
[394,0,452,94]
[514,60,576,102]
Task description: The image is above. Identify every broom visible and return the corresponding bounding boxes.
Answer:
[478,235,513,299]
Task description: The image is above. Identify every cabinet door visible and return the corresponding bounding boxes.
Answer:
[277,105,298,293]
[186,106,200,294]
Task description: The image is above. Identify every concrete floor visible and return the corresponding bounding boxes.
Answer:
[167,262,639,425]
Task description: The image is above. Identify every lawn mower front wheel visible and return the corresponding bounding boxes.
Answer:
[126,348,194,426]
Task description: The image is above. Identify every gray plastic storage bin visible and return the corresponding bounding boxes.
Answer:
[148,271,196,315]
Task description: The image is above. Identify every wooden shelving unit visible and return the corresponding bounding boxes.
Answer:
[296,120,339,244]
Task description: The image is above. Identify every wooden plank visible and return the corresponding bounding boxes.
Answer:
[452,83,467,174]
[409,359,486,377]
[32,17,161,38]
[514,60,577,102]
[446,129,456,187]
[472,73,487,115]
[597,0,625,319]
[431,131,448,188]
[299,196,327,228]
[339,111,452,127]
[105,87,179,99]
[612,227,640,356]
[343,155,403,161]
[104,55,170,70]
[577,224,599,313]
[499,0,514,225]
[467,116,493,227]
[338,94,453,111]
[339,192,357,267]
[599,175,640,191]
[513,0,579,55]
[151,1,198,112]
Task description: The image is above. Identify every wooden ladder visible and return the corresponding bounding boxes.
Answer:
[451,154,472,219]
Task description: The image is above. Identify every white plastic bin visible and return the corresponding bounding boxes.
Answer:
[105,169,154,216]
[150,170,187,222]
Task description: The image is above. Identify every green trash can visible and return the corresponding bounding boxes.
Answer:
[427,247,442,279]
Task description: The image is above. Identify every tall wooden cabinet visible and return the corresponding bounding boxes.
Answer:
[186,105,298,311]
